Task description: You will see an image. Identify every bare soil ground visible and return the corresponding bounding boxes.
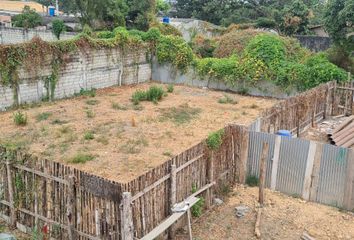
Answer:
[193,185,354,240]
[0,83,276,182]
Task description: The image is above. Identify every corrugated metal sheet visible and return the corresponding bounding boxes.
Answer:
[247,131,275,188]
[276,137,310,196]
[316,144,349,207]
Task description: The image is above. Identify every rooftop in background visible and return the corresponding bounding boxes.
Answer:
[0,0,47,14]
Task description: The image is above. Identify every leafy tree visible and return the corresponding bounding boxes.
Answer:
[73,0,128,29]
[126,0,156,30]
[12,6,43,29]
[156,0,171,15]
[324,0,354,50]
[52,19,66,39]
[279,0,311,35]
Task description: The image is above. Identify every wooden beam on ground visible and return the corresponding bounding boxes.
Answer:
[259,142,269,206]
[255,207,262,239]
[302,141,317,200]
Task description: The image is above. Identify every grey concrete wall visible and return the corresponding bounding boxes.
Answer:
[0,26,76,44]
[152,60,295,98]
[295,35,332,52]
[0,48,151,110]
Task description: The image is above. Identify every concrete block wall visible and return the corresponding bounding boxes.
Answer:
[0,26,76,44]
[0,47,151,110]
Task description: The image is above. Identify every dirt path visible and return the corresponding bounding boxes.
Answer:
[193,185,354,240]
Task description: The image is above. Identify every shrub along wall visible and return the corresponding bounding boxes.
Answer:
[0,33,151,110]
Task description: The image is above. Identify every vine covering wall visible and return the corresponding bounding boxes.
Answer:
[0,33,151,110]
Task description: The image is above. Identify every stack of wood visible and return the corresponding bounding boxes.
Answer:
[328,116,354,148]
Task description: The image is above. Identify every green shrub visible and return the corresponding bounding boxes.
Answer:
[143,27,161,42]
[191,184,205,217]
[132,90,147,105]
[52,19,66,40]
[244,34,286,67]
[146,86,164,102]
[166,84,174,93]
[192,35,216,58]
[206,130,224,150]
[196,55,241,86]
[86,99,99,105]
[156,35,194,72]
[246,175,259,187]
[255,18,277,29]
[96,31,115,39]
[13,111,27,126]
[69,153,95,164]
[132,86,165,105]
[112,102,128,110]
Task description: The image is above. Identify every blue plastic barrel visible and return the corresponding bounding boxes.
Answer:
[276,130,292,137]
[162,16,170,24]
[48,6,55,17]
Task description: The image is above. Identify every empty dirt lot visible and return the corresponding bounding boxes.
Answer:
[193,185,354,240]
[0,83,276,182]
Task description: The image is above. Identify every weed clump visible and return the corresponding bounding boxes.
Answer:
[36,112,52,122]
[246,175,259,187]
[75,88,96,97]
[166,84,174,93]
[86,109,95,118]
[112,102,128,110]
[218,94,238,104]
[86,99,99,105]
[84,131,95,140]
[160,103,201,124]
[69,153,95,164]
[206,129,224,150]
[131,86,165,105]
[13,111,27,126]
[191,184,205,217]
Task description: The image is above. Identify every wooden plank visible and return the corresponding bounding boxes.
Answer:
[337,86,354,91]
[309,143,323,202]
[270,136,281,190]
[302,141,317,200]
[14,164,68,185]
[140,197,199,240]
[121,192,134,240]
[131,174,171,202]
[259,142,269,206]
[175,154,203,173]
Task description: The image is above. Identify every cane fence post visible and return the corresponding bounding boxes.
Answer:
[121,192,134,240]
